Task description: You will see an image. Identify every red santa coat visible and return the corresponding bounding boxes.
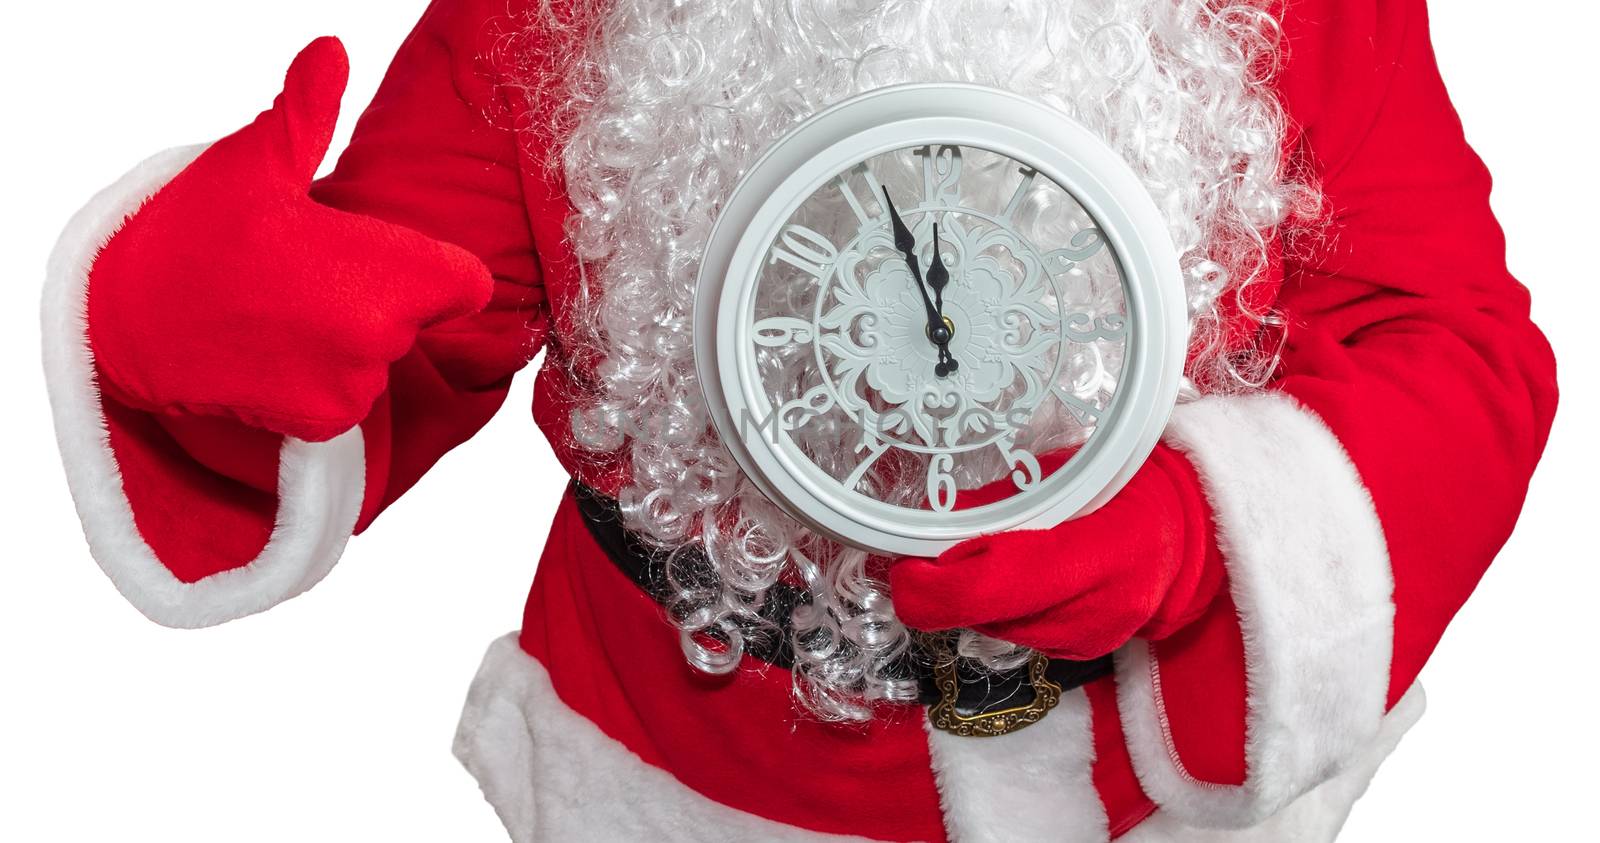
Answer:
[40,0,1558,840]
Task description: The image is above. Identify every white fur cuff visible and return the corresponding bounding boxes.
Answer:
[1116,392,1396,828]
[1121,685,1425,843]
[41,145,366,628]
[924,689,1108,843]
[452,634,885,842]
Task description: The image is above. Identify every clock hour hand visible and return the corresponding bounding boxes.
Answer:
[881,187,956,376]
[926,221,958,375]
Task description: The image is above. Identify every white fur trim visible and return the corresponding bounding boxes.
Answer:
[924,689,1108,843]
[1115,392,1396,827]
[41,145,366,628]
[1121,684,1424,842]
[452,634,889,842]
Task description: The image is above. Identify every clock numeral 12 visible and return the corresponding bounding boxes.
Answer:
[916,145,963,207]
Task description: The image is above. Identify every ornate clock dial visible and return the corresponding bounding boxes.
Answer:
[751,143,1125,516]
[696,84,1185,556]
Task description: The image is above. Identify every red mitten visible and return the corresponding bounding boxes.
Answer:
[87,37,494,443]
[890,444,1226,661]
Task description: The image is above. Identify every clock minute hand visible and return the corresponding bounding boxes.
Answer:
[927,220,950,316]
[880,188,959,377]
[881,187,941,322]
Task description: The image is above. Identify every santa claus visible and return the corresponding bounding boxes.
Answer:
[41,0,1558,840]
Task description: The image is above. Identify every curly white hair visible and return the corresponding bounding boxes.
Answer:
[511,0,1311,721]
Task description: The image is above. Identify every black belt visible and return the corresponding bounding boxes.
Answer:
[573,483,1111,732]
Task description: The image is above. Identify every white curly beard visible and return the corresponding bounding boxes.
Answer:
[531,0,1306,721]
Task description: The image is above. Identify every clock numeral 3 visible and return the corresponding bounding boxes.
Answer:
[1063,311,1127,342]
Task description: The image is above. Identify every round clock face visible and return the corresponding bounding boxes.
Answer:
[696,85,1186,556]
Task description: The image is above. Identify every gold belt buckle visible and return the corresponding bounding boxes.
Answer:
[926,646,1064,738]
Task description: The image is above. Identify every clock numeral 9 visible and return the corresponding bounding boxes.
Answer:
[769,224,839,280]
[752,316,815,347]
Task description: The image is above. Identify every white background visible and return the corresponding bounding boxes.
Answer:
[1,1,1594,840]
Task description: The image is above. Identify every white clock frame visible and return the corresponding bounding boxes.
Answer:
[695,83,1186,556]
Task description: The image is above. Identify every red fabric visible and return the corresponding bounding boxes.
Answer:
[1143,0,1559,789]
[1085,679,1159,839]
[102,398,280,583]
[71,0,1559,836]
[518,492,950,843]
[89,0,552,582]
[88,38,495,445]
[890,444,1226,661]
[1146,588,1250,787]
[307,0,555,523]
[78,4,957,834]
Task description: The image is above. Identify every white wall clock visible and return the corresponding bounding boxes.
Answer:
[695,84,1186,557]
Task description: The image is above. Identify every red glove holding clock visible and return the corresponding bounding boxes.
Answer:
[87,38,494,443]
[890,443,1226,661]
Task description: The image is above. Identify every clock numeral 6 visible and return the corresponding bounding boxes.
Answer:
[926,453,958,513]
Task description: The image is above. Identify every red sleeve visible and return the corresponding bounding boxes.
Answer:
[41,0,552,627]
[1112,0,1558,828]
[309,0,548,528]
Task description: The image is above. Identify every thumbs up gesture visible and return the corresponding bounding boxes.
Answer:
[87,38,494,442]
